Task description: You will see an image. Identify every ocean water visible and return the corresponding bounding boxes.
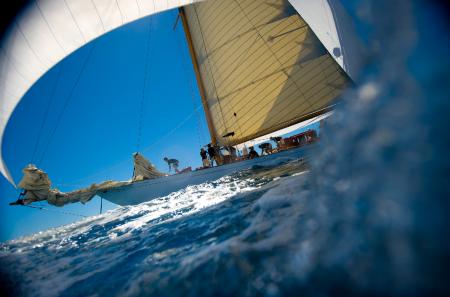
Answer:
[1,0,450,296]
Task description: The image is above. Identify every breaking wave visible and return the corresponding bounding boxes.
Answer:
[1,1,449,296]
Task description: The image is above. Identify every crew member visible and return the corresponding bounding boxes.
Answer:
[207,144,216,166]
[248,146,259,159]
[258,142,273,155]
[242,146,249,159]
[200,148,210,168]
[163,157,180,173]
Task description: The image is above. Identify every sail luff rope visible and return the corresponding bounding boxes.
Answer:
[174,11,206,147]
[37,41,98,166]
[136,17,153,152]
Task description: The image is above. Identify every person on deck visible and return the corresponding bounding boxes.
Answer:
[228,146,237,159]
[207,144,217,166]
[248,146,259,159]
[163,157,180,173]
[242,146,249,159]
[270,136,283,151]
[200,148,210,168]
[258,142,273,155]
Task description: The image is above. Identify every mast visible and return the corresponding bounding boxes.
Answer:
[178,7,217,145]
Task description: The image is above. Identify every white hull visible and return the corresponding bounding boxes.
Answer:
[98,145,313,206]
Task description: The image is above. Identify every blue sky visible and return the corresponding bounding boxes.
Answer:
[0,8,318,242]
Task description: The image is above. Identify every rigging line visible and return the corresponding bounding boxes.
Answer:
[192,1,273,70]
[59,105,203,187]
[234,79,337,136]
[216,41,333,129]
[216,33,260,140]
[229,57,340,123]
[233,0,314,111]
[174,12,205,146]
[236,105,335,144]
[142,105,202,153]
[30,62,64,164]
[23,204,88,218]
[37,41,98,165]
[192,4,229,134]
[188,3,271,139]
[136,17,153,152]
[205,16,300,100]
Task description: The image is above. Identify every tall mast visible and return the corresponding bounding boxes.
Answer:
[178,7,217,145]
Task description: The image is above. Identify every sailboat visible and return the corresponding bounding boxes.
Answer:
[1,0,365,207]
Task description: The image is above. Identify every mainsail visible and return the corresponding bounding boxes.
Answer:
[182,0,350,146]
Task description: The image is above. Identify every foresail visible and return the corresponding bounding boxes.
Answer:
[183,0,350,146]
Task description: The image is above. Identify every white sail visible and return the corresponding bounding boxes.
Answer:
[0,0,364,185]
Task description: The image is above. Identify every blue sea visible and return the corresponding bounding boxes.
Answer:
[1,1,449,296]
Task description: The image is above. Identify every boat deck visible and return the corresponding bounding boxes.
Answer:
[98,145,314,206]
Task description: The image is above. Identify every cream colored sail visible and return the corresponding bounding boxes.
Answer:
[183,0,350,146]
